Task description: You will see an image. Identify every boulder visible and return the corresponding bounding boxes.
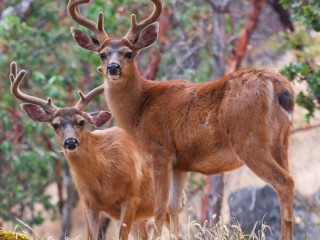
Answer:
[228,185,320,239]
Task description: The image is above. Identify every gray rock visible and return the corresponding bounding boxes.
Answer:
[228,185,320,239]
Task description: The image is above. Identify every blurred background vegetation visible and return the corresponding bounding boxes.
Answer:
[0,0,319,239]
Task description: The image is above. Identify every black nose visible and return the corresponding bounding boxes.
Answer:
[64,138,78,150]
[107,63,121,75]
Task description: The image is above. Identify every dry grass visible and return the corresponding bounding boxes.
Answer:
[149,217,271,240]
[185,217,270,240]
[3,217,271,240]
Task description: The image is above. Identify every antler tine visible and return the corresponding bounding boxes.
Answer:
[76,84,104,110]
[68,0,109,44]
[10,62,58,113]
[124,0,163,43]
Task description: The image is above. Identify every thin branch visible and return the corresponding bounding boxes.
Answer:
[291,124,320,135]
[229,0,265,72]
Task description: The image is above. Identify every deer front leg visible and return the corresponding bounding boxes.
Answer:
[168,169,187,236]
[83,203,100,240]
[119,198,140,240]
[153,158,173,239]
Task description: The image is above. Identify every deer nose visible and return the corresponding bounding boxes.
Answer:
[64,138,78,150]
[107,63,121,75]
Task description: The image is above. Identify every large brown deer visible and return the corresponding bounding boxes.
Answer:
[68,0,295,239]
[9,62,182,240]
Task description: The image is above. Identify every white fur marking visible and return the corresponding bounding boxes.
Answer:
[134,152,142,181]
[267,81,274,110]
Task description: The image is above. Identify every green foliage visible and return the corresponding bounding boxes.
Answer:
[282,63,320,122]
[280,0,320,31]
[280,0,320,122]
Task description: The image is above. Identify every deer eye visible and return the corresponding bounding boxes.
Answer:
[124,52,133,59]
[51,123,59,131]
[99,53,107,59]
[78,120,85,126]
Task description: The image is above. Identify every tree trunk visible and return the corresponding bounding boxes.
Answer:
[59,166,79,240]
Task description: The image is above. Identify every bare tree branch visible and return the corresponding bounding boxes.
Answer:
[229,0,265,72]
[291,124,320,135]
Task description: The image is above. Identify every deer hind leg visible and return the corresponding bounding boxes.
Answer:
[119,198,140,240]
[168,169,188,236]
[233,143,294,240]
[271,128,291,172]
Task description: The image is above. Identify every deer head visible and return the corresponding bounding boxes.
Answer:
[68,0,162,83]
[10,62,112,151]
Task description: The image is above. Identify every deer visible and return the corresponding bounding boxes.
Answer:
[9,62,184,240]
[67,0,295,239]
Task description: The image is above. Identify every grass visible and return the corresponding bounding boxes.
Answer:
[188,218,271,240]
[3,217,271,240]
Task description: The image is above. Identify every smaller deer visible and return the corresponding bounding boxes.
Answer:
[9,62,179,240]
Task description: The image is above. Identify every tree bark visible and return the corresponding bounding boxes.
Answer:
[59,166,79,240]
[267,0,294,32]
[0,0,4,14]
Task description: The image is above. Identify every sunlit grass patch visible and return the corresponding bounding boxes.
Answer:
[0,228,32,240]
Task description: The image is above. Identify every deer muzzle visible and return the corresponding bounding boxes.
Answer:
[64,138,79,151]
[107,63,121,78]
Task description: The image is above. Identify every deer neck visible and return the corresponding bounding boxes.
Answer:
[104,64,147,132]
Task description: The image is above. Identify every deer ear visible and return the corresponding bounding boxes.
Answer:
[133,22,159,49]
[20,103,52,122]
[87,111,112,127]
[70,27,100,52]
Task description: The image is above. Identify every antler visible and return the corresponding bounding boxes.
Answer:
[67,0,110,44]
[10,62,58,113]
[123,0,163,43]
[76,84,104,110]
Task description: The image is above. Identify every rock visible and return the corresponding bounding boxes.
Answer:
[228,185,320,240]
